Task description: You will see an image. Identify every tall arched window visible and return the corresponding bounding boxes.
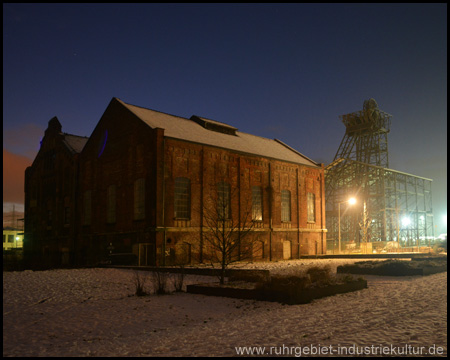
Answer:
[217,181,231,220]
[252,186,263,221]
[281,190,291,222]
[307,192,316,222]
[174,177,191,219]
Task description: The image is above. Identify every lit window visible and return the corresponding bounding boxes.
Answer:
[174,178,191,219]
[281,190,291,222]
[252,186,263,221]
[307,192,316,222]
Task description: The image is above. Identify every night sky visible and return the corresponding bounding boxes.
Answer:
[3,4,447,234]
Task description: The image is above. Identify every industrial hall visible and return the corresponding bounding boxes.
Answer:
[24,97,326,268]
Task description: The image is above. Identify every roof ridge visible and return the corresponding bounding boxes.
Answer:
[274,139,320,166]
[114,97,319,167]
[63,132,89,139]
[191,114,237,128]
[117,98,194,123]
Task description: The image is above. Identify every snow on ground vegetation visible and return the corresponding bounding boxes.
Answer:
[3,259,447,357]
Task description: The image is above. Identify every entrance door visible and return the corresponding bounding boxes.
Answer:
[283,241,291,260]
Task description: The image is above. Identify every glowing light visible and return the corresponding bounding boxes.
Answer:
[401,217,411,227]
[348,197,356,205]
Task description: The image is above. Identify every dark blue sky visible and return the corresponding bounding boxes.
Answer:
[3,4,447,234]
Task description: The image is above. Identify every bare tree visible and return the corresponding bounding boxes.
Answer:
[200,178,261,284]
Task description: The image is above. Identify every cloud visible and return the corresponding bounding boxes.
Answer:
[3,149,33,205]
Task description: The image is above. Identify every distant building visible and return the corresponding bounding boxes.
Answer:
[24,98,326,268]
[3,228,24,250]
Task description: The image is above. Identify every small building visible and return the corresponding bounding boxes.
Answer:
[3,228,24,250]
[24,98,326,268]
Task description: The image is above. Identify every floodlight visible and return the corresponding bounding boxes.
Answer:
[401,217,411,227]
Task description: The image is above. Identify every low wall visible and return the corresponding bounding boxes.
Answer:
[107,265,270,279]
[187,279,368,305]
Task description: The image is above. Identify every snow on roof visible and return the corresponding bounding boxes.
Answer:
[117,98,320,167]
[63,134,89,154]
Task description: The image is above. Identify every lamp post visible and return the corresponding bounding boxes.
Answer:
[338,197,356,254]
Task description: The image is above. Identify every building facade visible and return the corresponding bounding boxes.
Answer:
[25,98,326,268]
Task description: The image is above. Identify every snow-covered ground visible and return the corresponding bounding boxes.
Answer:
[3,259,447,357]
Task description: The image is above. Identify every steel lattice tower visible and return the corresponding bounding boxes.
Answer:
[325,99,434,253]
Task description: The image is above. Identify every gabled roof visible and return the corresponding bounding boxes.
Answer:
[63,133,89,154]
[116,98,320,167]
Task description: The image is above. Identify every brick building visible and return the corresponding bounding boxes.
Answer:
[24,98,326,268]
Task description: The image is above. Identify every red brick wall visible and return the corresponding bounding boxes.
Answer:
[162,138,326,263]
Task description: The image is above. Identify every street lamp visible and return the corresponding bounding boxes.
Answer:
[338,197,357,254]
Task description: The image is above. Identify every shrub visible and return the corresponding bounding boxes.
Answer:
[133,270,148,297]
[375,260,409,271]
[336,273,356,283]
[152,268,170,295]
[228,270,270,283]
[306,265,332,286]
[255,274,310,304]
[268,275,311,290]
[171,266,186,292]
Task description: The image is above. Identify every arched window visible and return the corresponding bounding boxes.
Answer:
[307,192,316,222]
[281,190,291,222]
[252,186,263,221]
[174,177,191,219]
[217,181,231,220]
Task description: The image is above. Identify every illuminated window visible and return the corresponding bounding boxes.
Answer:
[252,186,263,221]
[8,234,14,243]
[174,177,191,219]
[217,181,231,220]
[107,185,116,223]
[134,178,145,220]
[307,192,316,222]
[281,190,291,222]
